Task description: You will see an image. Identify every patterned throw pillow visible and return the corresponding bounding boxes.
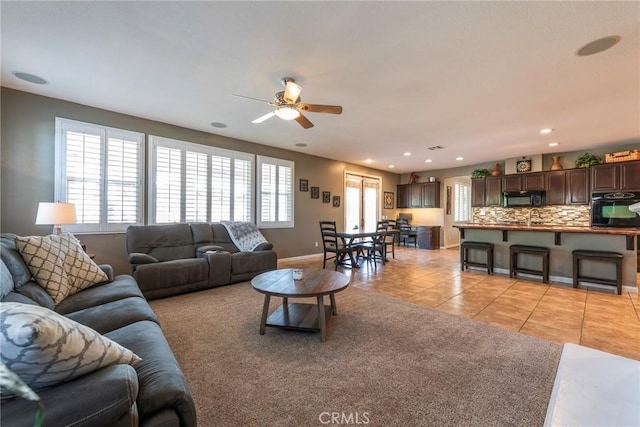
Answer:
[0,302,141,394]
[15,234,108,304]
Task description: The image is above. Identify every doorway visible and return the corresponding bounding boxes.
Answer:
[345,172,381,232]
[443,176,472,248]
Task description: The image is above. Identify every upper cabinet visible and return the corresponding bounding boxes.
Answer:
[502,172,545,192]
[485,177,503,206]
[545,171,566,205]
[591,160,640,191]
[396,182,441,208]
[471,178,486,207]
[566,168,589,204]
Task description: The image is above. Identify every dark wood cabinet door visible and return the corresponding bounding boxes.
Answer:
[566,168,589,205]
[409,184,422,208]
[471,179,485,207]
[485,177,503,206]
[591,164,618,191]
[620,161,640,190]
[545,171,566,205]
[421,182,441,208]
[523,172,545,191]
[396,185,410,208]
[502,175,522,192]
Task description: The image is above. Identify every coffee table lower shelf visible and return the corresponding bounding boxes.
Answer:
[265,302,334,331]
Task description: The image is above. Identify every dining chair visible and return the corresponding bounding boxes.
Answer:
[398,220,417,247]
[382,221,395,259]
[358,221,388,268]
[319,221,357,270]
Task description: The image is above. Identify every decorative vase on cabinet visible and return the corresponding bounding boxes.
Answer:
[490,163,501,176]
[550,156,563,170]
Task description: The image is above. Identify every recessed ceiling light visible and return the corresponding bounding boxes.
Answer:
[295,143,308,147]
[210,122,227,128]
[425,159,432,163]
[388,165,395,169]
[540,128,553,134]
[456,157,464,161]
[364,159,374,164]
[12,71,48,85]
[548,142,559,147]
[576,35,621,57]
[404,152,411,156]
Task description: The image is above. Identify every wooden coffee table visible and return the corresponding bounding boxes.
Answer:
[251,268,350,342]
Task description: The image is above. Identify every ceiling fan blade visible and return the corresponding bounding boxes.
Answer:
[295,113,314,129]
[283,80,302,104]
[232,94,273,104]
[297,103,343,114]
[252,111,275,124]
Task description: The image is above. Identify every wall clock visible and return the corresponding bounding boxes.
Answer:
[516,159,532,173]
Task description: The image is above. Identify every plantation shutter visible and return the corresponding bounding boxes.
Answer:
[454,183,470,222]
[257,156,294,228]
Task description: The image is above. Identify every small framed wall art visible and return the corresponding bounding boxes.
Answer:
[322,191,331,203]
[311,186,319,199]
[299,179,309,192]
[516,159,532,173]
[332,196,340,207]
[383,192,394,209]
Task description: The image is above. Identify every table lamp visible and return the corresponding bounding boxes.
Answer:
[35,202,77,235]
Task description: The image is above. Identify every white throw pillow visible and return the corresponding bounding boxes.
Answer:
[15,233,108,304]
[0,302,141,394]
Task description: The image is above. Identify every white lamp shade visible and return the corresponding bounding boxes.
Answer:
[35,202,77,225]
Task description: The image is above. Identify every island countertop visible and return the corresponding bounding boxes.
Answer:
[453,223,640,236]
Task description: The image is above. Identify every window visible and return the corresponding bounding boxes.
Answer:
[55,118,144,233]
[257,156,294,228]
[454,183,470,222]
[148,136,254,223]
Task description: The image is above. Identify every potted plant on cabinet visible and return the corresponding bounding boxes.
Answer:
[471,168,491,178]
[575,152,602,168]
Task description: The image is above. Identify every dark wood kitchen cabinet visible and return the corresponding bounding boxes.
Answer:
[523,172,545,191]
[420,182,440,208]
[416,226,441,249]
[396,182,441,208]
[566,168,589,205]
[545,171,566,205]
[502,175,522,192]
[485,177,503,206]
[471,178,486,207]
[591,160,640,191]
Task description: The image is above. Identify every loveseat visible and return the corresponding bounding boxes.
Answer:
[126,222,277,300]
[0,233,196,427]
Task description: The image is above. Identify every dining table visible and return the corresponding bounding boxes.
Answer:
[334,228,399,267]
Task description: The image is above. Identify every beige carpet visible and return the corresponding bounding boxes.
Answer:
[150,282,562,427]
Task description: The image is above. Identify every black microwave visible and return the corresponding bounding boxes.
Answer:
[591,192,640,228]
[503,191,545,208]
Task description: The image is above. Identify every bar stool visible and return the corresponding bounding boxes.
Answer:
[460,241,494,275]
[572,250,623,295]
[509,245,550,283]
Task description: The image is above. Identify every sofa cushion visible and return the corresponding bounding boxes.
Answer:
[15,282,55,310]
[189,222,213,244]
[106,321,196,426]
[15,233,108,304]
[0,259,13,299]
[65,296,158,334]
[0,233,33,289]
[55,274,143,315]
[210,223,240,253]
[133,258,209,293]
[126,224,195,262]
[0,302,140,393]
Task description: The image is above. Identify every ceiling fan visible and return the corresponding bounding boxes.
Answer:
[232,77,342,129]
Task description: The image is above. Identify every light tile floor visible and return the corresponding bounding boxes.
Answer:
[279,246,640,361]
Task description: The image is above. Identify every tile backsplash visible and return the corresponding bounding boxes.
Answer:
[472,205,590,226]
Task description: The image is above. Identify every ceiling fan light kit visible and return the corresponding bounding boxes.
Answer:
[234,76,342,129]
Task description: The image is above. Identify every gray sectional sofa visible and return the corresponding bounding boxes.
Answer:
[126,222,277,300]
[0,233,196,427]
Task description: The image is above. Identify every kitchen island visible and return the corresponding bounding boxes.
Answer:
[453,223,639,290]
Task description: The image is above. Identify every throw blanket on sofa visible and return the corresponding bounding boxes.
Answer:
[220,221,268,252]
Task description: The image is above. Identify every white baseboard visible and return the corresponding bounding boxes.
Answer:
[279,253,323,262]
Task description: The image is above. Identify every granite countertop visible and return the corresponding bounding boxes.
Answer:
[453,223,640,236]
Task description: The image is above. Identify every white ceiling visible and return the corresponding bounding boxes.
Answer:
[2,1,639,174]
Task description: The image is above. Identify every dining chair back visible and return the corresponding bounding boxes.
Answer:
[398,220,417,247]
[319,221,356,270]
[358,221,388,268]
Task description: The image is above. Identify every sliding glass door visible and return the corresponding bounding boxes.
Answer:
[345,173,381,232]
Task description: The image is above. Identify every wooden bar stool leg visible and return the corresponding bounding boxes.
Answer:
[573,255,579,288]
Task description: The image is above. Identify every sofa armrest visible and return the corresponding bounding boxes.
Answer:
[253,242,273,251]
[0,364,139,427]
[196,245,226,254]
[128,253,159,265]
[98,264,115,281]
[202,250,232,286]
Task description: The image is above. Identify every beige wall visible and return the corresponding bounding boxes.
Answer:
[0,88,400,275]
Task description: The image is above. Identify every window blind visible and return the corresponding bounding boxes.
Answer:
[454,183,470,222]
[257,156,294,228]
